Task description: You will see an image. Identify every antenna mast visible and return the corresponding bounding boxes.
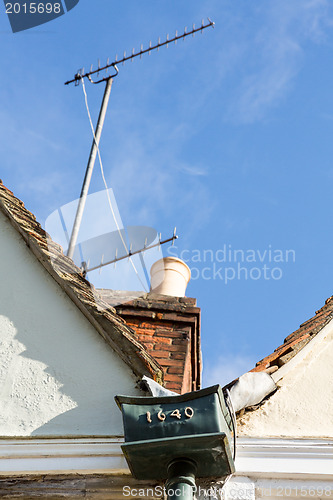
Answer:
[65,18,215,260]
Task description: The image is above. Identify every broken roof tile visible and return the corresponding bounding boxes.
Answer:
[252,295,333,372]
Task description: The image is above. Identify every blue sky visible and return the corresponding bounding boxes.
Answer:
[1,0,333,387]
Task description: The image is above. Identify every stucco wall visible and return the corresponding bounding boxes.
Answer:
[237,322,333,438]
[0,211,142,437]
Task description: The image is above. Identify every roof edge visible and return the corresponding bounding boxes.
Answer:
[251,295,333,373]
[271,314,333,384]
[0,182,164,385]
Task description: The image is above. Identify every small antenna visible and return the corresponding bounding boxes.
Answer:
[81,230,178,276]
[65,18,215,85]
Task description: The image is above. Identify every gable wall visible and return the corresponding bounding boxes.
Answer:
[0,211,142,437]
[238,319,333,438]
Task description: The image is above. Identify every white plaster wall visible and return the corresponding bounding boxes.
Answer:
[237,323,333,438]
[0,211,143,437]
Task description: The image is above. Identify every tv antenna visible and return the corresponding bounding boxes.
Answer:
[81,228,178,278]
[65,18,215,268]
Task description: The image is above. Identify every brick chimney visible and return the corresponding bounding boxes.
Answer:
[98,291,201,394]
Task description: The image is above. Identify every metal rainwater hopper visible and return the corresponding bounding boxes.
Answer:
[115,384,235,491]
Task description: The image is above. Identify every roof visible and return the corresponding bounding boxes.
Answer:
[252,295,333,372]
[225,296,333,417]
[98,290,202,394]
[0,180,163,385]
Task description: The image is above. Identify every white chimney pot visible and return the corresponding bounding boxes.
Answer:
[150,257,191,297]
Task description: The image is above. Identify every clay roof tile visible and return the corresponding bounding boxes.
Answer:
[0,180,164,385]
[252,295,333,372]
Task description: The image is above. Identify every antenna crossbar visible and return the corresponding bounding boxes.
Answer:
[65,18,214,262]
[65,18,215,85]
[81,231,178,276]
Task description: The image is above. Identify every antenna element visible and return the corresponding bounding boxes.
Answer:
[65,19,215,263]
[65,18,215,85]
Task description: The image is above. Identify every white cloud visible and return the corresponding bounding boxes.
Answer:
[228,0,332,123]
[99,117,213,232]
[202,354,257,388]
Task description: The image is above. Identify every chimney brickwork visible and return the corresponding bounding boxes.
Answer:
[99,291,201,394]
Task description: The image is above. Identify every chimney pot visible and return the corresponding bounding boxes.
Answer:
[150,257,191,297]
